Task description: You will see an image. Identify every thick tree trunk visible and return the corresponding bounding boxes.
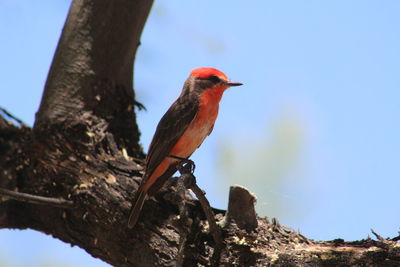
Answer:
[1,1,399,266]
[35,0,149,156]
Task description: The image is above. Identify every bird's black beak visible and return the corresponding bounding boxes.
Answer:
[225,81,243,87]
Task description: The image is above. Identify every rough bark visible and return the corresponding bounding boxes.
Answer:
[1,1,399,266]
[35,0,150,156]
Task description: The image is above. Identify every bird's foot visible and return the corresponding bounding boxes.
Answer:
[169,155,196,175]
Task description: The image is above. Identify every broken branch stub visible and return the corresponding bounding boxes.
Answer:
[225,185,258,231]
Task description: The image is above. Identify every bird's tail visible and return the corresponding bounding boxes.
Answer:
[127,189,147,228]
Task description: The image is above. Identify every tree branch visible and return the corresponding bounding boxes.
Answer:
[0,188,73,208]
[1,0,399,266]
[34,0,153,157]
[0,107,26,127]
[176,159,223,264]
[1,114,400,265]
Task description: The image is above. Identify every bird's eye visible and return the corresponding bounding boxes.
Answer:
[209,75,221,84]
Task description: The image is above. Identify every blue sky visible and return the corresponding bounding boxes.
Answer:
[1,1,400,266]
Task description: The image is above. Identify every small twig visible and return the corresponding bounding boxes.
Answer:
[177,160,223,263]
[371,229,386,242]
[0,188,73,208]
[134,100,147,111]
[175,178,192,267]
[371,229,400,243]
[391,235,400,242]
[0,107,27,126]
[189,182,223,245]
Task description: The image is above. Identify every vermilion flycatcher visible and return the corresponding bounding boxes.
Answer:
[128,67,242,228]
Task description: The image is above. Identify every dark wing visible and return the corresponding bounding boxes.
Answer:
[142,93,199,186]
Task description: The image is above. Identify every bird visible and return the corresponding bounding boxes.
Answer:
[128,67,242,228]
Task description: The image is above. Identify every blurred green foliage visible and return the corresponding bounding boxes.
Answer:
[218,109,306,220]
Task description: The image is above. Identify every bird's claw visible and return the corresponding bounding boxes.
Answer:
[177,158,196,175]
